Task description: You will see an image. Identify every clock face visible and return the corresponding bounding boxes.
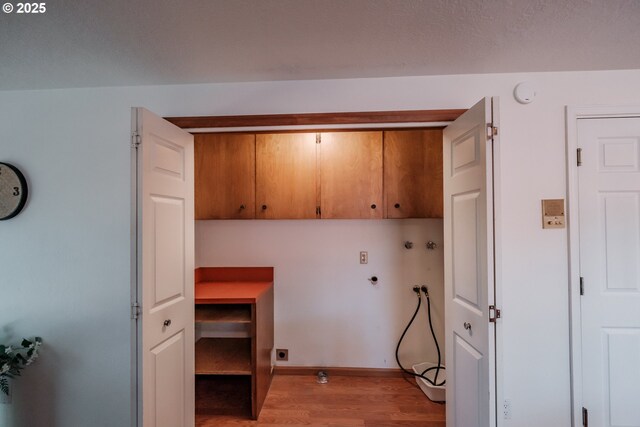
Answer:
[0,162,28,220]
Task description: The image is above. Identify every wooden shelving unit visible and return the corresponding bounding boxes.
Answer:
[195,267,275,420]
[195,338,251,375]
[195,305,251,323]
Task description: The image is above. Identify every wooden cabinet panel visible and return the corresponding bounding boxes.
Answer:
[320,132,383,219]
[384,129,443,218]
[195,133,255,219]
[256,133,317,219]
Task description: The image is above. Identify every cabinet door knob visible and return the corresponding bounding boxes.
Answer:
[163,319,172,327]
[239,204,246,210]
[370,204,377,209]
[262,204,267,210]
[394,203,400,209]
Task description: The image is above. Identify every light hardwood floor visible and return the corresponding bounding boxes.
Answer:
[196,374,446,426]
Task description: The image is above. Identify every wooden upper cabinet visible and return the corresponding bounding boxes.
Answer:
[194,133,256,219]
[320,132,383,219]
[255,133,317,219]
[384,129,444,218]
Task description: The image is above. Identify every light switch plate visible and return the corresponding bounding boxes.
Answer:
[542,199,565,229]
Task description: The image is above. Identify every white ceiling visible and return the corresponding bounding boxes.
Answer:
[1,0,639,90]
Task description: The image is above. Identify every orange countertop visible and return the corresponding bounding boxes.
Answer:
[195,267,274,304]
[195,281,273,304]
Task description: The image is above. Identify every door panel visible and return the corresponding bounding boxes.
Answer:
[384,129,443,218]
[134,108,195,427]
[194,133,255,219]
[153,331,186,427]
[454,334,482,427]
[255,133,317,219]
[578,117,640,427]
[320,131,382,219]
[443,98,496,427]
[152,196,185,305]
[452,191,481,309]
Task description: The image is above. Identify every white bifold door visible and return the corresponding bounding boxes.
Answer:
[443,98,498,427]
[578,117,640,427]
[132,108,195,427]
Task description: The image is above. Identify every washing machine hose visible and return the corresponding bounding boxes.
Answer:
[395,286,445,386]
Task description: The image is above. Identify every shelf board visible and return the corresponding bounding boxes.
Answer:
[195,305,251,324]
[195,338,252,376]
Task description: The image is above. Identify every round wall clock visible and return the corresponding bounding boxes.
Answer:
[0,162,28,220]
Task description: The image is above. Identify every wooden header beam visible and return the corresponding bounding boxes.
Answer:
[164,109,466,129]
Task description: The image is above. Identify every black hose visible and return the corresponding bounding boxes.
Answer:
[422,287,443,385]
[395,287,446,387]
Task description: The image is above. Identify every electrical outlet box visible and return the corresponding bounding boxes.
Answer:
[542,199,565,229]
[503,399,512,419]
[360,251,368,264]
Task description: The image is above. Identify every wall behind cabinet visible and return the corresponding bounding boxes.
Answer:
[196,219,445,369]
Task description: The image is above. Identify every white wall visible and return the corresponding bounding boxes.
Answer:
[1,69,639,426]
[196,219,445,369]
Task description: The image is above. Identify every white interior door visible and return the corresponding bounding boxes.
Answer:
[133,108,195,427]
[443,98,497,427]
[578,117,640,427]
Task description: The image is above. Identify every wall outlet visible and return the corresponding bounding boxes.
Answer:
[360,251,368,264]
[503,399,512,419]
[276,348,289,361]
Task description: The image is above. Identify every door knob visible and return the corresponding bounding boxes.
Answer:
[464,322,471,331]
[163,319,172,327]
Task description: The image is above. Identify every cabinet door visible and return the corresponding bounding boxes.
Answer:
[194,133,256,219]
[384,129,443,218]
[320,131,383,219]
[256,133,317,219]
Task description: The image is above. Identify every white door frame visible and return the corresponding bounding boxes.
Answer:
[566,104,640,426]
[127,102,505,426]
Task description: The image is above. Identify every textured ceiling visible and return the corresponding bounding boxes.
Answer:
[0,0,639,90]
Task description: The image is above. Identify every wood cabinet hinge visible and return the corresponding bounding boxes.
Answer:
[577,148,582,166]
[489,305,501,323]
[131,302,141,320]
[316,134,321,144]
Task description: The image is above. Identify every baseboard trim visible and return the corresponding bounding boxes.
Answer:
[273,366,404,378]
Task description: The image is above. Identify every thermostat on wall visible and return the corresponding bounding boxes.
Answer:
[542,199,565,229]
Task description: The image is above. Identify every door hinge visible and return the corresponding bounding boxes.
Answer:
[580,277,584,296]
[577,148,582,166]
[582,407,588,427]
[131,302,141,320]
[131,132,141,148]
[489,305,501,323]
[316,134,321,144]
[487,125,498,137]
